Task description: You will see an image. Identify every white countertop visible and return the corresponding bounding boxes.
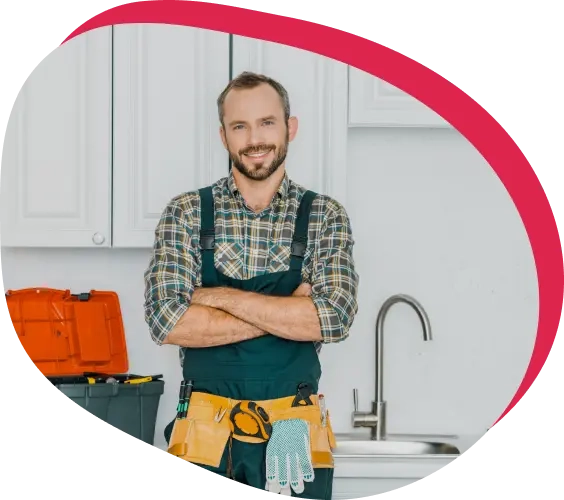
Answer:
[332,432,483,479]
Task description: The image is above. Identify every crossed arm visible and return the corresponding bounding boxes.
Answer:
[143,197,359,349]
[161,282,317,348]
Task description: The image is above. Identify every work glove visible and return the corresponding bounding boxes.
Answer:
[265,418,314,495]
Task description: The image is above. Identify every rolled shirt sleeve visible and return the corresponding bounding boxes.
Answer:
[310,200,359,343]
[143,197,199,345]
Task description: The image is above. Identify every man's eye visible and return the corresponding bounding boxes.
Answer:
[263,121,274,126]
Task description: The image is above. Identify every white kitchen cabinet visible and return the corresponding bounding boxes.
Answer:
[0,26,112,247]
[348,65,451,128]
[112,24,230,247]
[331,452,459,499]
[333,477,416,499]
[1,29,351,248]
[232,36,349,208]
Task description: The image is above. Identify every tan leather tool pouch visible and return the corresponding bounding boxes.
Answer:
[310,409,338,469]
[167,403,230,468]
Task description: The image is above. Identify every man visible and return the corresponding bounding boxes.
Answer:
[144,71,359,499]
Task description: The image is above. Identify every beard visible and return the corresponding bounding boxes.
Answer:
[228,129,289,181]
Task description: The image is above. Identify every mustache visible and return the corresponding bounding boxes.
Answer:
[239,144,276,155]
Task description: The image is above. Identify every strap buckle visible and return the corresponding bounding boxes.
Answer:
[291,240,307,258]
[200,231,215,250]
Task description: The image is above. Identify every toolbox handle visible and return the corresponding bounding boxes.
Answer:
[72,292,91,301]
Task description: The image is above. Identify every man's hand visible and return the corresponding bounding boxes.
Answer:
[292,283,312,297]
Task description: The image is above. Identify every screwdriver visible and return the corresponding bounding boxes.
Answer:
[176,380,194,419]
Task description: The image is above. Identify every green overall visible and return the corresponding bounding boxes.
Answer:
[164,185,333,499]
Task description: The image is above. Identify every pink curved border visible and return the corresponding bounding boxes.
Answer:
[61,1,563,426]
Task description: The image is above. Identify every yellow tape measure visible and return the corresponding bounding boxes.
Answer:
[229,401,272,443]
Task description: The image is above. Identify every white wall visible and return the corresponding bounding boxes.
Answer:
[325,127,537,438]
[0,126,538,450]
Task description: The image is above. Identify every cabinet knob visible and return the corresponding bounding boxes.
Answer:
[92,232,105,245]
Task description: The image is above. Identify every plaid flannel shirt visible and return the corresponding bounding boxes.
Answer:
[144,171,359,365]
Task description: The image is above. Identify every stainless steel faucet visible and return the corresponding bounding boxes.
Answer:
[352,294,433,440]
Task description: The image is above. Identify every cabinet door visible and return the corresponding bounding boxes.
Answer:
[232,36,349,207]
[0,27,112,247]
[348,66,450,128]
[112,24,230,247]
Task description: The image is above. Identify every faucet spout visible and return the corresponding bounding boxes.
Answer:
[376,294,432,406]
[373,294,432,440]
[352,293,433,441]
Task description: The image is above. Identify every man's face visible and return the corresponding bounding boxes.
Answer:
[220,83,297,181]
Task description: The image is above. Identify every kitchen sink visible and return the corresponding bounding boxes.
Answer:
[341,294,464,459]
[333,433,461,457]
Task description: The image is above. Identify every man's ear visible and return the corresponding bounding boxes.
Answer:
[219,125,227,149]
[287,116,298,142]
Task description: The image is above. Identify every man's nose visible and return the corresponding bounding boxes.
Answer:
[247,125,265,145]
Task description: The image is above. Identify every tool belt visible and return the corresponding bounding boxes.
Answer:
[167,391,336,469]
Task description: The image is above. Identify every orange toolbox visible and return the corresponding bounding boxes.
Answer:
[6,287,164,444]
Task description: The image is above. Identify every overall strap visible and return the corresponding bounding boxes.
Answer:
[198,186,215,252]
[289,190,317,271]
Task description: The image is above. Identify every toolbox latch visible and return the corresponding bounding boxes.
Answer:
[77,292,91,301]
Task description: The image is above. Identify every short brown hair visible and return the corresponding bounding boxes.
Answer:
[217,71,291,126]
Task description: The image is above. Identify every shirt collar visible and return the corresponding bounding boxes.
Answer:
[227,169,290,201]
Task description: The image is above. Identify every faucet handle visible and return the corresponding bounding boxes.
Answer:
[353,388,359,412]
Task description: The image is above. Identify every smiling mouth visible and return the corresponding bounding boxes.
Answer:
[242,149,274,162]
